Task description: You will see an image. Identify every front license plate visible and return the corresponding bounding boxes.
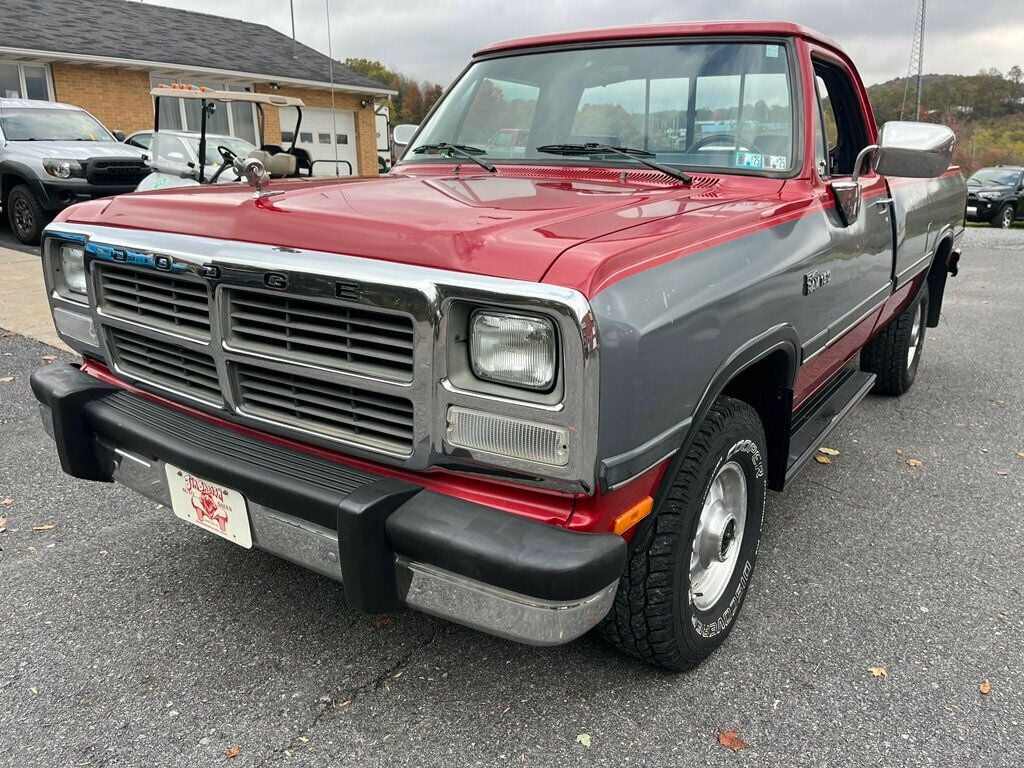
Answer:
[164,464,252,548]
[966,206,977,216]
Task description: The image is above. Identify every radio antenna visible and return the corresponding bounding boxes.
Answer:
[325,0,341,175]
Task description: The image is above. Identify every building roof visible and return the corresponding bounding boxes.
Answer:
[0,0,395,95]
[477,21,845,58]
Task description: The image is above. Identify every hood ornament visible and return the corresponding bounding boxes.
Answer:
[234,157,283,200]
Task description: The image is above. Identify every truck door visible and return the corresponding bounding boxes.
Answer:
[810,55,893,354]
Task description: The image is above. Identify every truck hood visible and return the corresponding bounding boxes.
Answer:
[4,141,146,161]
[59,169,777,283]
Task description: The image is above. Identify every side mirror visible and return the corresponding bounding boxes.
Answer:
[392,123,418,148]
[113,130,126,142]
[872,121,956,179]
[831,121,956,227]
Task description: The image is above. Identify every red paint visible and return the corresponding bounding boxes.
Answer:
[476,22,848,58]
[567,461,668,542]
[57,171,766,287]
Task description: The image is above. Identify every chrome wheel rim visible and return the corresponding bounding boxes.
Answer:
[12,198,33,236]
[689,461,747,612]
[907,303,922,371]
[1002,208,1013,228]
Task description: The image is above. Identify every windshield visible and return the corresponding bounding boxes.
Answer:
[968,168,1021,186]
[0,108,115,142]
[403,41,795,174]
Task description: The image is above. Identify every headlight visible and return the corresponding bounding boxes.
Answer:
[43,159,84,179]
[60,245,87,296]
[470,311,556,391]
[977,192,1001,200]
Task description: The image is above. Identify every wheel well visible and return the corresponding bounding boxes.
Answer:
[720,349,794,491]
[925,236,953,327]
[1,172,29,206]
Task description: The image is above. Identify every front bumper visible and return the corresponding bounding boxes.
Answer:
[965,200,999,221]
[36,179,140,211]
[31,364,623,646]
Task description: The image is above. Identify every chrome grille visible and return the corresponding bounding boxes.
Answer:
[108,327,222,405]
[97,265,211,340]
[235,365,414,455]
[225,290,414,381]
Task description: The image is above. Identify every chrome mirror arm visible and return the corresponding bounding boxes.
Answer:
[850,144,879,184]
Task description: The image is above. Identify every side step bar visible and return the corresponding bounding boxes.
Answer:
[786,367,875,483]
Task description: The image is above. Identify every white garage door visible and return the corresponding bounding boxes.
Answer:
[285,107,359,177]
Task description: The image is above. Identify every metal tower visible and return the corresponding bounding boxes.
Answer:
[901,0,927,120]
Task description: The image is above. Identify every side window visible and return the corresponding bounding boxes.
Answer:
[812,58,870,176]
[128,134,152,150]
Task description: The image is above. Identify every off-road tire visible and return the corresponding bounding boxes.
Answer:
[598,397,766,671]
[860,284,928,396]
[6,184,46,245]
[990,203,1015,229]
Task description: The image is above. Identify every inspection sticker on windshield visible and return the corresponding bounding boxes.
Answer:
[735,152,763,169]
[165,465,252,548]
[768,155,788,171]
[765,44,780,58]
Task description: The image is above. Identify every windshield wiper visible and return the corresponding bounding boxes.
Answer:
[413,143,496,173]
[537,143,691,184]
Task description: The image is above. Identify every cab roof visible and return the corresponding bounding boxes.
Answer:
[476,21,845,57]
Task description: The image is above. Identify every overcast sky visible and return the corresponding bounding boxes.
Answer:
[141,0,1021,88]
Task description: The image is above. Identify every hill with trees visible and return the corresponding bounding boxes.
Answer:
[343,58,444,124]
[866,68,1024,172]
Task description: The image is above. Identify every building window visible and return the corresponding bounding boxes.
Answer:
[150,76,258,145]
[281,131,295,143]
[318,133,331,144]
[336,134,348,145]
[0,62,52,100]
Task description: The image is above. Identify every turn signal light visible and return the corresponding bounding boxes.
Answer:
[612,496,654,535]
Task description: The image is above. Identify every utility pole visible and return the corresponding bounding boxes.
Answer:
[290,0,297,59]
[901,0,927,120]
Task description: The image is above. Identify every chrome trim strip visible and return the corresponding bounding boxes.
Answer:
[803,286,890,364]
[395,558,617,646]
[41,223,600,494]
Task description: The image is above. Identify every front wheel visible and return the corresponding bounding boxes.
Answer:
[599,397,766,671]
[990,204,1015,229]
[6,184,47,245]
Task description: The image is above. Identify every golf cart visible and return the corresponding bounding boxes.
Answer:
[137,85,310,191]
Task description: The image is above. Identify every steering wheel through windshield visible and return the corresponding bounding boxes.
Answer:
[685,134,761,155]
[210,144,242,184]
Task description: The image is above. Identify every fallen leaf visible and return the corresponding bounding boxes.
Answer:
[980,679,991,695]
[297,736,309,744]
[896,448,905,456]
[0,498,12,506]
[226,746,241,759]
[0,331,14,338]
[334,699,351,710]
[814,455,832,464]
[0,377,14,383]
[575,734,591,749]
[818,447,840,456]
[868,666,888,678]
[906,459,924,468]
[1016,451,1024,459]
[32,524,57,532]
[995,400,1005,406]
[717,730,750,752]
[982,300,989,304]
[374,617,395,629]
[283,749,292,758]
[0,515,7,533]
[996,471,1009,477]
[41,355,56,362]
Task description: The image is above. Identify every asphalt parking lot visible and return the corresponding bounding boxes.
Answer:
[1,226,1022,767]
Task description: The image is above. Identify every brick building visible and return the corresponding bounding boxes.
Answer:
[0,0,396,176]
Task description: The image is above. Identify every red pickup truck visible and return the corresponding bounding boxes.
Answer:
[31,22,965,670]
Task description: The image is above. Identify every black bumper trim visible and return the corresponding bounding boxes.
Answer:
[30,364,625,609]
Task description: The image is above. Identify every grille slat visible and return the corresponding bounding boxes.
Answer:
[226,290,414,380]
[109,328,222,405]
[236,365,414,455]
[97,266,212,340]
